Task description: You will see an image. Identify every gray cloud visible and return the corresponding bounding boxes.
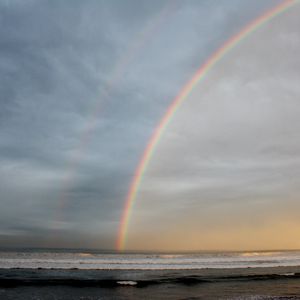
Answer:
[129,4,300,250]
[0,0,283,249]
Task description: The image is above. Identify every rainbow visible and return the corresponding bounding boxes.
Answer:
[117,0,298,251]
[50,1,176,228]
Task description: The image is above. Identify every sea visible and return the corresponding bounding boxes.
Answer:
[0,249,300,299]
[1,249,300,270]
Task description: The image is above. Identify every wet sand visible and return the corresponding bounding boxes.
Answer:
[0,266,300,299]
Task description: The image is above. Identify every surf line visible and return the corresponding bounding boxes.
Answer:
[117,0,298,251]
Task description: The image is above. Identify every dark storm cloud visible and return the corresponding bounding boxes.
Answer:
[0,0,280,249]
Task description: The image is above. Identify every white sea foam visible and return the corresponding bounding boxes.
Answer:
[0,250,300,270]
[117,281,137,285]
[281,272,295,276]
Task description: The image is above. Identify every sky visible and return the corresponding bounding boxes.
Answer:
[0,0,299,251]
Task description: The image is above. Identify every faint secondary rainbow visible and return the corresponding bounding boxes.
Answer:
[48,1,177,241]
[117,0,298,251]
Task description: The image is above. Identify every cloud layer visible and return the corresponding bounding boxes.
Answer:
[129,4,300,251]
[0,0,285,249]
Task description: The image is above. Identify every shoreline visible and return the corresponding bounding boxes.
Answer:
[1,267,300,299]
[1,266,300,287]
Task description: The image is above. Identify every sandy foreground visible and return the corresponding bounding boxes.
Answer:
[0,266,300,299]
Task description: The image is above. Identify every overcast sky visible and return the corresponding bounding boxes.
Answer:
[0,0,298,251]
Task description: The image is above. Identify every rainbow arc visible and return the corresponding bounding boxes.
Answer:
[117,0,299,251]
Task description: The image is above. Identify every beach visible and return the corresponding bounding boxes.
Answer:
[0,250,300,299]
[1,267,300,299]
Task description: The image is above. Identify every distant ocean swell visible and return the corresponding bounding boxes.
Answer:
[0,250,300,270]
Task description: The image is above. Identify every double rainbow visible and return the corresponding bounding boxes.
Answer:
[117,0,298,251]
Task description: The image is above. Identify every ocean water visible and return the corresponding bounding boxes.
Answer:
[1,250,300,299]
[0,249,300,270]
